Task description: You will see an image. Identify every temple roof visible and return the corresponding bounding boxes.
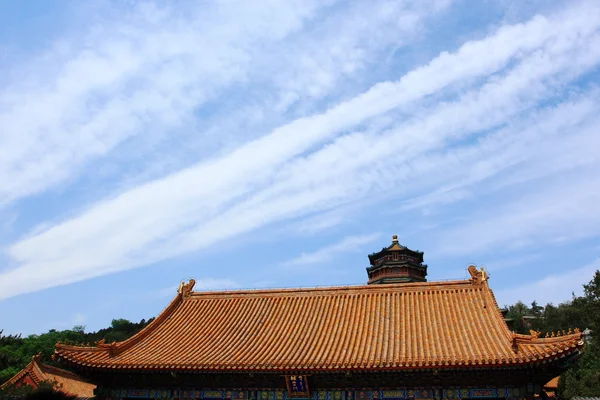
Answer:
[1,354,95,398]
[54,271,583,373]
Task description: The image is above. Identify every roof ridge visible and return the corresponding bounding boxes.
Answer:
[113,291,184,355]
[481,279,515,343]
[515,331,583,344]
[56,293,185,358]
[188,279,474,298]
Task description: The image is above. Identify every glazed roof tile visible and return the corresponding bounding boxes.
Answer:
[1,354,95,397]
[54,277,583,372]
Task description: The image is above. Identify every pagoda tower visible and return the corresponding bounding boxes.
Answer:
[366,235,428,284]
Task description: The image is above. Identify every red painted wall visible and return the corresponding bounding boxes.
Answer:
[13,373,38,389]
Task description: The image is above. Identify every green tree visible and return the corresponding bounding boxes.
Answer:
[0,317,154,386]
[530,300,543,317]
[558,270,600,397]
[583,270,600,332]
[0,379,62,400]
[505,301,531,334]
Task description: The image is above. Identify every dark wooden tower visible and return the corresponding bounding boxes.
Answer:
[366,235,428,284]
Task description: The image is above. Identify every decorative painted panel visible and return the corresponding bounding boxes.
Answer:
[203,391,225,399]
[104,387,526,400]
[381,390,406,399]
[444,387,524,399]
[467,389,496,398]
[285,375,310,398]
[128,390,150,398]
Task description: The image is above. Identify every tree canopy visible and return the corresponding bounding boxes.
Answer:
[502,271,600,397]
[0,317,153,387]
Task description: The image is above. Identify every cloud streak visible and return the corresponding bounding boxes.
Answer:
[281,233,382,268]
[0,0,450,206]
[2,1,600,302]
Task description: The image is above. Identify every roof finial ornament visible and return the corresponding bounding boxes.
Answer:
[32,352,42,363]
[392,234,398,243]
[468,265,489,285]
[178,279,196,298]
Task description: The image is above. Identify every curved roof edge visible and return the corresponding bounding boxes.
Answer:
[56,291,184,357]
[53,275,585,372]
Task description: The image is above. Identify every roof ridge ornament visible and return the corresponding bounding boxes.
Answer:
[108,342,118,357]
[529,330,540,340]
[178,279,196,298]
[467,265,488,285]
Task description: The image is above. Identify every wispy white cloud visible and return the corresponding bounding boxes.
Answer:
[434,160,600,257]
[293,210,350,235]
[1,1,600,301]
[494,259,600,307]
[0,0,449,207]
[392,92,600,255]
[281,233,381,268]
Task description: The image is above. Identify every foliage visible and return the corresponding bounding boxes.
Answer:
[0,317,153,387]
[559,340,600,398]
[501,270,600,397]
[0,379,61,400]
[557,270,600,398]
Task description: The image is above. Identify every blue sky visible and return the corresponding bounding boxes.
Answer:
[1,0,600,335]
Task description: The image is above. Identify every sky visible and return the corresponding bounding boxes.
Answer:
[1,0,600,336]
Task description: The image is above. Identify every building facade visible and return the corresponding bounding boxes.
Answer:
[54,237,584,400]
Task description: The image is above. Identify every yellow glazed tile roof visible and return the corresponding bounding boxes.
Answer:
[55,274,583,372]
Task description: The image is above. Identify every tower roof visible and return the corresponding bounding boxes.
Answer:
[367,235,423,263]
[54,272,583,373]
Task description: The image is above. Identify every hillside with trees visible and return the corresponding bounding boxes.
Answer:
[0,317,154,386]
[502,271,600,397]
